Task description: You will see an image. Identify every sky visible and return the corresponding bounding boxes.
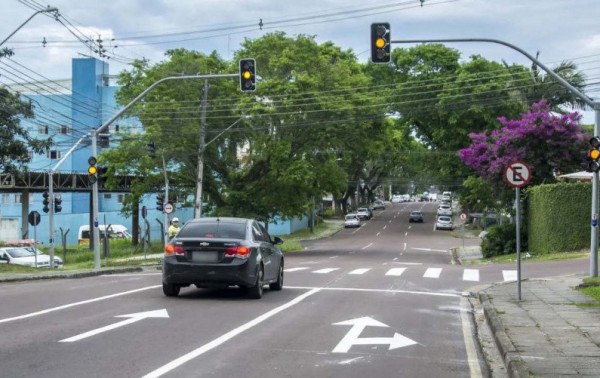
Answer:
[1,0,599,123]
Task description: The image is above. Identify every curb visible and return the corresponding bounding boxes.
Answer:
[478,292,529,378]
[0,266,144,283]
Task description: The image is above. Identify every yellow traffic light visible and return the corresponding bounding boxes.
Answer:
[589,149,600,160]
[239,58,256,92]
[88,166,97,175]
[370,23,391,63]
[375,38,385,49]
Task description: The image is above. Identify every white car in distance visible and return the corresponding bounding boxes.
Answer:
[344,214,361,228]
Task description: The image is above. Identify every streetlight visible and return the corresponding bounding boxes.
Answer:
[0,6,59,49]
[194,116,251,218]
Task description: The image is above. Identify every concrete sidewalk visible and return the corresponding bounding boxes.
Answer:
[478,277,600,377]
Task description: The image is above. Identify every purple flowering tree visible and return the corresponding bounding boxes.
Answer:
[459,100,588,186]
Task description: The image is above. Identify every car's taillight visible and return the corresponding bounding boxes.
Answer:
[165,243,184,256]
[224,246,251,259]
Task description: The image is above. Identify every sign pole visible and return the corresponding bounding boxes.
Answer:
[33,223,38,268]
[515,187,522,301]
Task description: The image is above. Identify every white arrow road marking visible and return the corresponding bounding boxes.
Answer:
[385,268,407,276]
[332,316,417,353]
[60,309,169,343]
[284,267,309,272]
[313,268,339,274]
[463,269,480,282]
[349,268,370,275]
[423,268,442,278]
[502,270,517,281]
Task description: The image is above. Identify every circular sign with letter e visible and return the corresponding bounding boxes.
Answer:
[503,161,532,188]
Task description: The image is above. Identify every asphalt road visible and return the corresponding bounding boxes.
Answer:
[0,202,588,377]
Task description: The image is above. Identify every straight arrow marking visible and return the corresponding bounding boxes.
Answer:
[59,309,169,343]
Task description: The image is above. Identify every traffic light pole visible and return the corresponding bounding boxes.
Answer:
[91,129,100,270]
[389,36,598,276]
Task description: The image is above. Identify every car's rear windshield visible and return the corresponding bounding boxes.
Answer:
[438,216,451,221]
[177,222,246,239]
[411,211,421,215]
[346,215,357,220]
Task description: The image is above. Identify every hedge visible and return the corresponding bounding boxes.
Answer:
[526,181,591,254]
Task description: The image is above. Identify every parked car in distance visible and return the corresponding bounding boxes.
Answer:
[436,216,453,230]
[344,214,361,228]
[162,217,284,299]
[372,201,386,210]
[356,208,371,220]
[0,247,63,268]
[409,210,424,223]
[437,205,452,216]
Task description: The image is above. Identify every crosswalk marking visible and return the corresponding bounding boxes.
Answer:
[349,268,371,275]
[284,266,513,284]
[423,268,442,278]
[502,270,517,281]
[313,268,340,274]
[284,267,309,272]
[385,267,407,276]
[463,269,480,282]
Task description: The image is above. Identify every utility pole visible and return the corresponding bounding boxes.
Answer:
[194,79,209,218]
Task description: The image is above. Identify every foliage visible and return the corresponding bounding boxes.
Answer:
[526,181,590,254]
[458,176,495,213]
[459,100,587,187]
[481,223,526,258]
[0,86,52,173]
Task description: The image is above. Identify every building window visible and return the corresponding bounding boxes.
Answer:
[60,126,71,134]
[38,125,49,134]
[47,150,61,159]
[1,194,10,204]
[117,194,125,203]
[14,193,33,204]
[103,193,112,199]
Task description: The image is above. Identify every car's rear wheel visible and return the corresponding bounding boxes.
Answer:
[163,283,180,297]
[269,262,284,291]
[247,266,264,299]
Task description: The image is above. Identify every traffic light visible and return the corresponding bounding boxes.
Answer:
[97,166,108,187]
[54,194,62,213]
[582,137,600,172]
[88,156,98,184]
[370,23,391,63]
[239,58,256,92]
[147,141,156,157]
[156,192,165,211]
[42,191,50,213]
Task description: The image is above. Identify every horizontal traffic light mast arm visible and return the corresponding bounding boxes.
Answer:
[51,73,237,174]
[391,37,594,108]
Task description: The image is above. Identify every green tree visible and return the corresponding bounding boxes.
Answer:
[0,86,51,173]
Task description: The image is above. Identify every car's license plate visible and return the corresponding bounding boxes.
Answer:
[192,251,219,263]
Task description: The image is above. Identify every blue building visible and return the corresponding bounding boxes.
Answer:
[0,58,306,245]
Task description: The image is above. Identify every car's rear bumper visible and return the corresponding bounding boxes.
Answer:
[162,256,258,288]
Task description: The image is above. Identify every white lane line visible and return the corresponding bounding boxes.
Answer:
[376,232,381,236]
[383,225,387,230]
[502,270,518,281]
[286,286,460,298]
[394,262,422,266]
[284,267,309,272]
[411,248,448,253]
[143,289,321,378]
[100,273,162,277]
[408,226,412,230]
[389,220,392,223]
[404,232,408,236]
[460,297,483,377]
[403,243,407,251]
[361,243,373,250]
[463,269,480,282]
[385,268,407,276]
[330,256,339,259]
[349,268,370,275]
[313,268,339,274]
[423,268,442,278]
[0,285,161,324]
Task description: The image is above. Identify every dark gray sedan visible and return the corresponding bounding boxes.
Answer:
[162,217,284,299]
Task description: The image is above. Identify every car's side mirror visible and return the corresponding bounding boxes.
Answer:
[273,236,284,245]
[0,254,9,262]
